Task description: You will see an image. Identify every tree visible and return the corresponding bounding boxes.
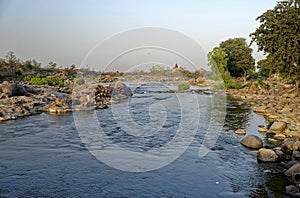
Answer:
[250,0,300,82]
[5,51,17,65]
[70,64,76,70]
[219,38,255,79]
[47,61,57,69]
[208,47,241,89]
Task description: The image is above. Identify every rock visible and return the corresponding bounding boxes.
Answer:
[248,150,258,157]
[286,185,300,197]
[240,135,263,149]
[257,148,278,162]
[285,161,299,169]
[284,140,296,151]
[110,82,133,100]
[285,163,300,177]
[293,141,300,151]
[11,84,32,96]
[0,84,12,98]
[47,98,71,114]
[269,121,287,133]
[258,127,268,133]
[235,129,246,135]
[263,169,272,173]
[280,107,293,114]
[289,131,300,140]
[254,106,267,114]
[293,151,300,159]
[273,134,286,141]
[275,150,285,160]
[267,114,278,120]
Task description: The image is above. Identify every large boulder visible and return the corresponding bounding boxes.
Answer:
[109,82,133,100]
[47,98,72,113]
[240,135,263,149]
[269,121,287,133]
[0,83,32,98]
[257,148,278,162]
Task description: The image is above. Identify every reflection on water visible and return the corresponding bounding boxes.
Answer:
[0,84,290,197]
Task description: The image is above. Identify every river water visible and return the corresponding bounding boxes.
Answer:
[0,83,290,197]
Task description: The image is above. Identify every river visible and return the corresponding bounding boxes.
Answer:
[0,83,290,197]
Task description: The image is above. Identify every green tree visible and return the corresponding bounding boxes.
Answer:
[70,64,76,70]
[5,51,17,65]
[219,38,255,79]
[150,65,165,74]
[208,47,241,89]
[47,61,57,69]
[250,0,300,82]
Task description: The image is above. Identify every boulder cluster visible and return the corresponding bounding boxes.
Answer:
[228,78,300,194]
[0,81,132,121]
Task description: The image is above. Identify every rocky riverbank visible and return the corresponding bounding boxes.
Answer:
[0,81,132,122]
[227,78,300,195]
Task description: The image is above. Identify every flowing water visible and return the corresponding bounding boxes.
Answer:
[0,83,291,197]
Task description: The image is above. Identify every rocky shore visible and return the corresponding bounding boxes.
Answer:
[227,78,300,196]
[0,81,132,122]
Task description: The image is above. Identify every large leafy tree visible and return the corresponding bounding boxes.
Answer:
[250,0,300,81]
[208,47,240,89]
[219,38,255,79]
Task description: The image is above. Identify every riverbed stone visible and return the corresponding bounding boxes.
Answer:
[293,141,300,151]
[240,135,263,149]
[289,131,300,140]
[235,129,246,135]
[258,127,268,133]
[269,121,287,133]
[274,134,286,141]
[284,163,300,177]
[254,106,267,114]
[257,148,278,162]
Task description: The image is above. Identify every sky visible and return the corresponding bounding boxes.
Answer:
[0,0,278,71]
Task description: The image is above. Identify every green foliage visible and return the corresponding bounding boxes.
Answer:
[250,0,300,81]
[257,79,269,89]
[208,47,229,81]
[47,61,57,69]
[16,68,24,75]
[219,38,255,78]
[177,83,190,90]
[149,65,165,74]
[24,74,64,86]
[5,51,18,65]
[226,81,243,89]
[213,83,225,90]
[74,77,85,85]
[208,47,243,89]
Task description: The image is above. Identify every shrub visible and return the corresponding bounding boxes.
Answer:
[74,77,85,85]
[23,74,64,87]
[178,83,190,90]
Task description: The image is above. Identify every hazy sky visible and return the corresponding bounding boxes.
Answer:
[0,0,277,71]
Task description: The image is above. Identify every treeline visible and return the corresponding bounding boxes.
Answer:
[0,51,95,83]
[208,0,300,88]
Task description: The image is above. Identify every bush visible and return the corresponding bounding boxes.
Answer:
[178,83,190,90]
[213,83,225,90]
[74,77,85,85]
[226,80,243,89]
[23,74,64,87]
[257,79,269,89]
